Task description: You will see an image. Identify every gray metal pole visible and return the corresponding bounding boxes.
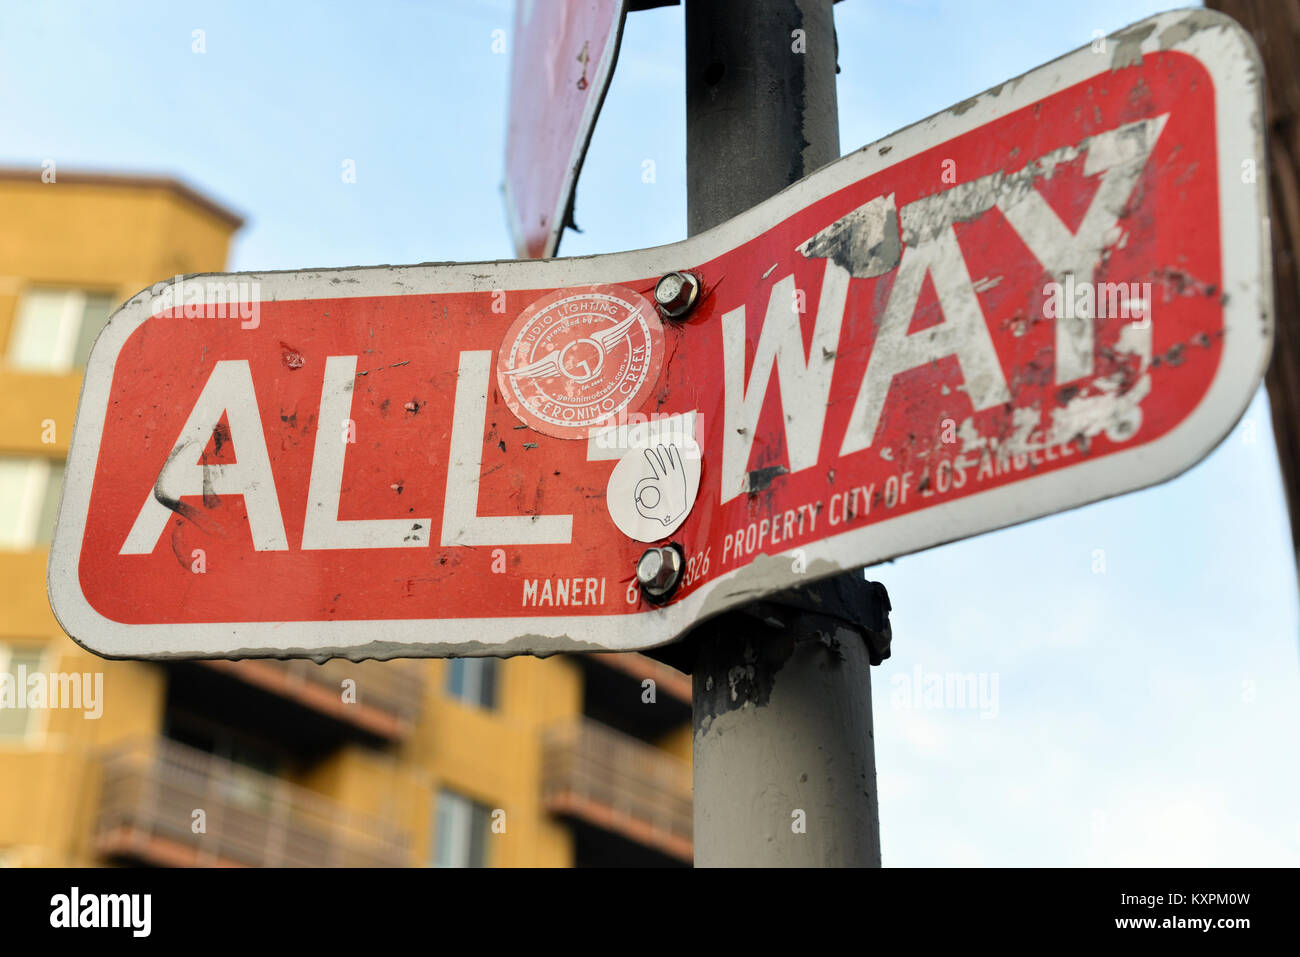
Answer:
[684,0,889,867]
[686,0,840,234]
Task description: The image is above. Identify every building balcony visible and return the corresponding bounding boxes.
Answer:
[542,718,693,864]
[590,652,691,704]
[94,738,409,867]
[197,657,425,741]
[575,652,691,740]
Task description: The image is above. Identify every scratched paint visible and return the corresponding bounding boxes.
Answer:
[49,11,1272,661]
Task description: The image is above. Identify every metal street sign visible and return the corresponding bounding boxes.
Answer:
[504,0,627,259]
[50,10,1270,661]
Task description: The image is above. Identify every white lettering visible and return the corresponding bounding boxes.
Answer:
[721,260,849,502]
[120,360,288,554]
[441,351,572,546]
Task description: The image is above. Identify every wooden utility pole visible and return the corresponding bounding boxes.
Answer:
[1207,0,1300,576]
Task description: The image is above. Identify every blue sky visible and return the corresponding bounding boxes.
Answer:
[4,0,1296,865]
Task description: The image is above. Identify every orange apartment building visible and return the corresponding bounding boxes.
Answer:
[0,168,693,868]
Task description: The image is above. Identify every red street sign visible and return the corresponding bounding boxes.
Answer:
[504,0,626,259]
[50,11,1270,660]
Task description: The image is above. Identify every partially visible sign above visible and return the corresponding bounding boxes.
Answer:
[504,0,627,259]
[51,11,1271,661]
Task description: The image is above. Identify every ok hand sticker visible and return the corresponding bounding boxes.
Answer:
[607,432,701,543]
[634,445,689,528]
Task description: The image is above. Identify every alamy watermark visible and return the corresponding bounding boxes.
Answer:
[588,409,704,457]
[1043,276,1151,323]
[0,667,103,720]
[149,275,261,328]
[890,665,999,719]
[50,887,150,937]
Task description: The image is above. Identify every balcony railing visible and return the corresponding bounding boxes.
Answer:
[94,738,409,867]
[541,718,693,862]
[201,657,425,739]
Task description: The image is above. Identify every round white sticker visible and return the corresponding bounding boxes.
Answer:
[606,431,702,543]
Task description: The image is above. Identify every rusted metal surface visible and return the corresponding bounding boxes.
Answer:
[504,0,628,259]
[1206,0,1300,578]
[48,11,1272,661]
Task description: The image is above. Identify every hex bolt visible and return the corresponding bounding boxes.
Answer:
[654,271,700,319]
[636,545,683,602]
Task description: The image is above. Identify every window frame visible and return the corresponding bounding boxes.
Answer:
[6,286,117,373]
[445,657,499,710]
[432,788,492,868]
[0,456,64,549]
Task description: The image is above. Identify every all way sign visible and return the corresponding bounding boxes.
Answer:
[50,11,1271,660]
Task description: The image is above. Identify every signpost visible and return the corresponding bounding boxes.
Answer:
[680,0,887,868]
[504,0,628,259]
[49,10,1270,669]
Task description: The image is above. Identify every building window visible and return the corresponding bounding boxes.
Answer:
[0,644,47,740]
[432,789,491,868]
[6,287,116,372]
[0,457,64,549]
[446,658,498,709]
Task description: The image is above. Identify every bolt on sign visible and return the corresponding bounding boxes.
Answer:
[504,0,627,259]
[50,11,1271,661]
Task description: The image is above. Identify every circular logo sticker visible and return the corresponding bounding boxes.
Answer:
[496,283,665,439]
